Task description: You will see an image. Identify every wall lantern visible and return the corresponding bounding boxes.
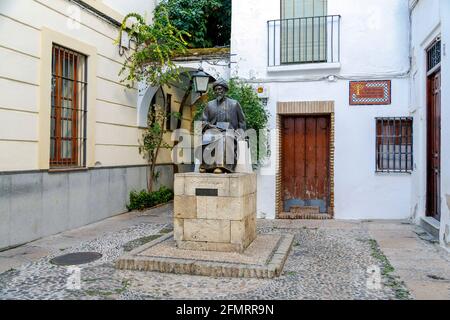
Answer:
[192,67,210,94]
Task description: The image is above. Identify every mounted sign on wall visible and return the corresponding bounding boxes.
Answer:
[254,84,269,98]
[349,80,391,105]
[254,84,269,106]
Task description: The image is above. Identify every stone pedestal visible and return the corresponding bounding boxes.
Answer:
[174,172,257,253]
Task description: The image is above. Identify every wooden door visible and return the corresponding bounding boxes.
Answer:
[426,71,441,221]
[282,115,330,216]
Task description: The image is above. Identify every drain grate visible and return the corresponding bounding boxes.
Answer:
[50,252,102,266]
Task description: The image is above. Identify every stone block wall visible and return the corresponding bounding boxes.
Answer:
[174,172,257,252]
[0,164,173,250]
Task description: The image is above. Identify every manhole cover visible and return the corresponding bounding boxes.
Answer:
[50,252,102,266]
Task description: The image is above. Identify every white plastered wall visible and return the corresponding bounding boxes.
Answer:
[0,0,158,171]
[231,0,412,220]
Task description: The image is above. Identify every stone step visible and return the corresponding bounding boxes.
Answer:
[420,216,440,239]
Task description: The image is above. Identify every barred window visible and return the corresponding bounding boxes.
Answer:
[50,45,87,168]
[376,118,413,173]
[427,38,441,73]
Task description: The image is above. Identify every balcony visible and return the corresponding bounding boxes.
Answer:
[267,15,341,70]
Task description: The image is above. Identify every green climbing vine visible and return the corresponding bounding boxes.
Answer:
[117,7,188,191]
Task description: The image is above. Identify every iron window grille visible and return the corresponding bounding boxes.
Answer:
[427,38,441,73]
[50,44,87,168]
[376,117,413,173]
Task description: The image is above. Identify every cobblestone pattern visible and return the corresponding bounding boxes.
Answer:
[0,215,405,300]
[0,223,164,300]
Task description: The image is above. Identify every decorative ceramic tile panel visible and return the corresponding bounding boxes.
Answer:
[350,80,391,105]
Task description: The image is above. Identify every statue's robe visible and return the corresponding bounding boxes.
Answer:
[198,97,246,173]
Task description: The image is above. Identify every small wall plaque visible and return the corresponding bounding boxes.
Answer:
[195,188,218,197]
[350,80,391,105]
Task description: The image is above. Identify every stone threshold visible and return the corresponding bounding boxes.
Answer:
[116,233,294,279]
[420,216,440,239]
[278,212,333,220]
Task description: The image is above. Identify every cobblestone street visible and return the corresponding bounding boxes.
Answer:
[0,204,449,300]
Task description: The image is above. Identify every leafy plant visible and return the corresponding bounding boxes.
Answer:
[127,186,174,211]
[155,0,231,48]
[117,8,187,191]
[118,8,189,88]
[139,104,180,191]
[193,78,270,167]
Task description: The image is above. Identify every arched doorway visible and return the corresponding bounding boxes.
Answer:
[137,68,218,177]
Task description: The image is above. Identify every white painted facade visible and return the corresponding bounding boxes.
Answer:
[0,0,162,249]
[231,0,412,220]
[409,0,450,249]
[231,0,449,249]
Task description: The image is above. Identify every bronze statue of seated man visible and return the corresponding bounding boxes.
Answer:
[197,79,247,174]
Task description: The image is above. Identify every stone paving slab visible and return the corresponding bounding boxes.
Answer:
[257,219,364,230]
[140,235,279,264]
[404,280,450,300]
[116,233,294,279]
[0,257,27,274]
[365,221,450,300]
[0,245,51,262]
[31,235,85,251]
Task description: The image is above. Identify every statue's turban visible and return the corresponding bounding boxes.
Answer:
[212,79,229,91]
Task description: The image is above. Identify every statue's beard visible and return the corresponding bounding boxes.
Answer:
[216,94,225,101]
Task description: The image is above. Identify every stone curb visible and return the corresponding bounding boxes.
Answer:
[115,233,294,279]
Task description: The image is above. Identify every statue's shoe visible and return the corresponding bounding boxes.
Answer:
[199,165,206,173]
[213,168,223,174]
